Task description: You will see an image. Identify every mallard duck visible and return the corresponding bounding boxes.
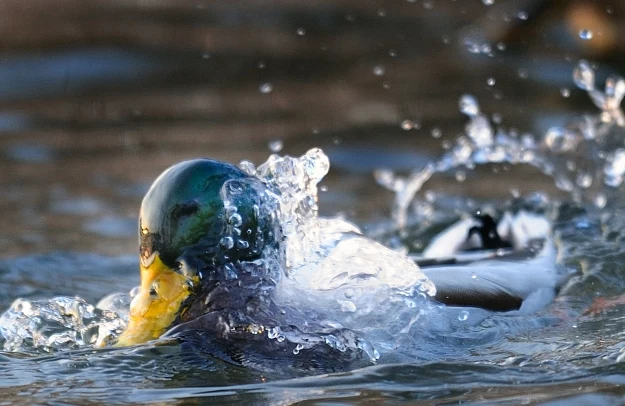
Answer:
[116,158,569,369]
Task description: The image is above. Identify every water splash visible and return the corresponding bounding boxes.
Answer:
[376,61,625,228]
[0,297,127,352]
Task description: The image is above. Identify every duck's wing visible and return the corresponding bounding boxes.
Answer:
[417,210,570,313]
[421,238,568,313]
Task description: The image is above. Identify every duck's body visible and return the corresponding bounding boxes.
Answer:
[117,157,569,371]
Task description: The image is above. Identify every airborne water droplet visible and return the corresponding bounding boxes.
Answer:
[259,83,273,94]
[579,29,593,40]
[573,60,595,91]
[459,94,480,117]
[401,120,414,130]
[373,65,385,76]
[268,140,284,152]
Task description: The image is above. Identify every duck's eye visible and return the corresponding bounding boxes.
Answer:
[149,282,159,299]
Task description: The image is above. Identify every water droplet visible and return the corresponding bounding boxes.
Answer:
[239,160,256,175]
[258,61,266,69]
[470,272,478,279]
[573,60,595,91]
[388,49,397,57]
[373,65,385,76]
[594,193,607,208]
[296,28,306,36]
[431,127,442,138]
[604,149,625,187]
[259,83,273,94]
[496,42,506,51]
[458,310,469,321]
[267,327,280,339]
[337,299,357,313]
[455,171,467,182]
[293,343,304,354]
[544,127,577,152]
[459,94,480,117]
[518,68,529,79]
[377,8,386,17]
[400,120,413,130]
[320,185,328,192]
[220,236,234,249]
[228,213,243,227]
[576,172,593,188]
[561,88,570,98]
[236,240,249,249]
[482,0,494,5]
[201,53,210,59]
[579,29,593,40]
[487,77,496,86]
[268,139,284,152]
[517,11,528,20]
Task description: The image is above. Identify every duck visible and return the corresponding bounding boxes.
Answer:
[116,157,570,369]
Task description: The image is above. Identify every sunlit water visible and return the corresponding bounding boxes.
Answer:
[2,61,625,404]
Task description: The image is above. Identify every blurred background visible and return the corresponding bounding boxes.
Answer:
[0,0,623,257]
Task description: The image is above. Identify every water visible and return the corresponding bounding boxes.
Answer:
[3,2,625,404]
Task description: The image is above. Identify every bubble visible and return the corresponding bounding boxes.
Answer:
[458,310,469,321]
[579,30,593,40]
[268,139,284,153]
[259,83,273,94]
[373,65,385,76]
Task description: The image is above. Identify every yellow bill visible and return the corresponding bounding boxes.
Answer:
[116,254,196,346]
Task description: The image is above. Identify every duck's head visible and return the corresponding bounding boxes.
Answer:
[117,159,274,346]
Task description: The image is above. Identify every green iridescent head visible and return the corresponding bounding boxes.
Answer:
[118,159,275,346]
[139,159,273,269]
